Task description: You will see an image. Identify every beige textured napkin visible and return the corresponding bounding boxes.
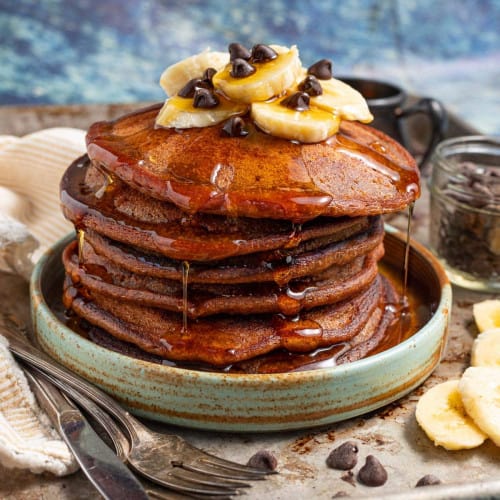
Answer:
[0,128,85,475]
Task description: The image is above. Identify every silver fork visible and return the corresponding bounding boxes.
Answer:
[1,324,272,497]
[23,365,231,500]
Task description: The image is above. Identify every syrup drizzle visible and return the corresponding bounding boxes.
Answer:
[395,201,415,343]
[181,260,190,332]
[77,229,85,264]
[403,202,414,298]
[93,162,115,199]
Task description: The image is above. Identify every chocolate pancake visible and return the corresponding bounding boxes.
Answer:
[61,156,372,261]
[82,272,399,374]
[63,239,383,317]
[81,216,384,285]
[85,104,419,222]
[63,274,396,366]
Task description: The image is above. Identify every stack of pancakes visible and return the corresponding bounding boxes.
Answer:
[60,104,419,373]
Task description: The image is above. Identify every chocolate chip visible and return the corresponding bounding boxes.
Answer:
[308,59,333,80]
[416,474,441,487]
[193,88,219,108]
[251,44,278,62]
[221,116,249,138]
[298,75,323,96]
[202,67,217,87]
[326,441,358,470]
[178,78,203,98]
[230,58,256,78]
[229,42,251,61]
[357,455,388,487]
[246,450,278,472]
[280,92,310,111]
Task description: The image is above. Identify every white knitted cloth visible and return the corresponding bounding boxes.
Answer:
[0,335,78,475]
[0,129,85,475]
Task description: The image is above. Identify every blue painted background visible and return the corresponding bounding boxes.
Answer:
[1,0,499,133]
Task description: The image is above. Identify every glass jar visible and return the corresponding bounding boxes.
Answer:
[429,136,500,292]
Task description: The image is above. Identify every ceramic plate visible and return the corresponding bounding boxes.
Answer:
[31,226,451,432]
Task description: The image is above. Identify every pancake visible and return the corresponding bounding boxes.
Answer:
[85,104,419,222]
[63,274,395,366]
[61,156,372,261]
[81,216,384,285]
[81,272,399,374]
[63,239,383,317]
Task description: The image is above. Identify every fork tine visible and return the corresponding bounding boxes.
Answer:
[137,471,243,497]
[181,460,267,483]
[184,443,272,477]
[200,456,274,476]
[170,468,251,489]
[147,488,232,500]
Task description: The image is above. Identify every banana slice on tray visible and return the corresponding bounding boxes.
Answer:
[459,367,500,447]
[473,299,500,333]
[160,49,229,97]
[471,328,500,367]
[415,380,487,450]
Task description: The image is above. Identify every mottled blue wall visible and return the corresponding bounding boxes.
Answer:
[1,0,499,132]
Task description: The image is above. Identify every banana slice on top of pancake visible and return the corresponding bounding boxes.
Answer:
[159,49,229,97]
[156,93,248,129]
[252,92,341,143]
[213,44,302,103]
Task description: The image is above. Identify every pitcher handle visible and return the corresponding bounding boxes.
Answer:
[396,97,448,174]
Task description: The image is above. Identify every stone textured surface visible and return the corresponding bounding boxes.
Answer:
[1,0,499,133]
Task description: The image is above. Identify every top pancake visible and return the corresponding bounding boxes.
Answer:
[86,104,420,222]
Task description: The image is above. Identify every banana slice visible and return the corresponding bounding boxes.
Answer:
[251,100,340,143]
[471,328,500,367]
[156,95,248,129]
[313,78,373,123]
[213,45,302,103]
[473,299,500,333]
[459,366,500,446]
[160,49,229,97]
[415,380,487,450]
[293,70,373,123]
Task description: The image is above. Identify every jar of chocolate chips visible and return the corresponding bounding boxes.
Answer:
[429,136,500,291]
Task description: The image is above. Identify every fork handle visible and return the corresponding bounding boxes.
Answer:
[23,367,74,427]
[1,324,143,445]
[28,365,131,462]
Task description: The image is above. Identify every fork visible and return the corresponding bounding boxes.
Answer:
[1,323,272,497]
[23,365,230,500]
